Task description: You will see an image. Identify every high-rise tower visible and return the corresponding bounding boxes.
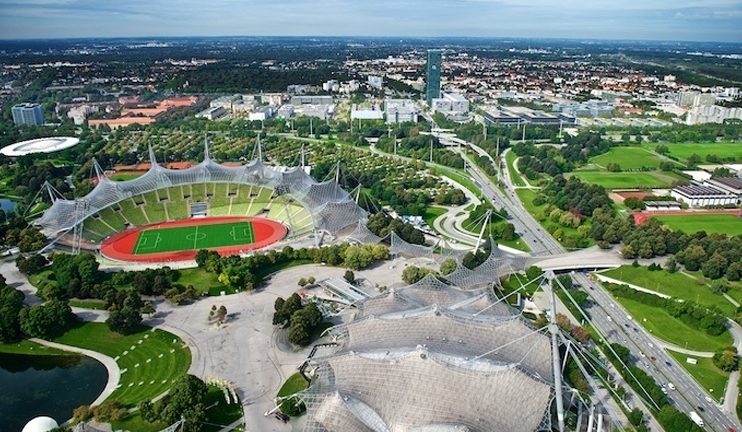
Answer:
[426,50,441,105]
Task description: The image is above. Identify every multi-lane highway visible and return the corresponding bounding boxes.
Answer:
[441,132,741,432]
[576,272,740,432]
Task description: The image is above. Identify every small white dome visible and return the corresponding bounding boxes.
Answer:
[21,416,59,432]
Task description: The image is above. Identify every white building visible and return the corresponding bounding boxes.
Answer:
[677,91,717,108]
[196,106,225,120]
[295,104,333,120]
[368,76,383,89]
[249,106,274,121]
[277,104,295,119]
[431,92,469,115]
[686,106,742,125]
[351,104,384,120]
[384,99,419,124]
[670,184,737,207]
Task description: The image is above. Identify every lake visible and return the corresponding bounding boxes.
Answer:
[0,353,108,431]
[0,198,16,212]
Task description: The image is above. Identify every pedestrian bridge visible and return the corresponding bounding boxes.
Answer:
[523,246,624,272]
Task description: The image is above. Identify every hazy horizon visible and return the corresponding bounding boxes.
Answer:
[0,0,740,43]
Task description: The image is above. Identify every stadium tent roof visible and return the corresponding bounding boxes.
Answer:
[330,306,553,382]
[302,347,553,432]
[1,137,79,156]
[301,268,556,432]
[34,142,367,237]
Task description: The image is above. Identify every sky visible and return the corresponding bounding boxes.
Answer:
[0,0,740,42]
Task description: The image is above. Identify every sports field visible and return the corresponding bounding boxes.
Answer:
[133,221,255,255]
[653,213,742,236]
[642,142,742,163]
[569,171,681,189]
[101,216,287,262]
[589,147,673,170]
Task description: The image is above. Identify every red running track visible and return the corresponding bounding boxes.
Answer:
[100,216,288,263]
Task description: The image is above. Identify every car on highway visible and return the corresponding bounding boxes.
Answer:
[665,361,672,367]
[668,382,675,390]
[697,406,705,412]
[607,316,612,322]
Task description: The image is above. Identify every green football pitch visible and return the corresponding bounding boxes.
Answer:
[133,221,255,255]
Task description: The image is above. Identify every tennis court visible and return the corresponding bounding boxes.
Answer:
[133,221,255,255]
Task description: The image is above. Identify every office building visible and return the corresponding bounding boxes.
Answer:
[12,103,45,126]
[426,50,441,105]
[431,92,469,114]
[385,99,419,124]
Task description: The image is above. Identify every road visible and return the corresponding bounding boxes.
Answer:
[436,132,742,432]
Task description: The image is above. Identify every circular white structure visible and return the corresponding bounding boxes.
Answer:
[0,137,79,156]
[21,416,58,432]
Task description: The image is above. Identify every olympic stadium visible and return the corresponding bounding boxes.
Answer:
[34,142,368,260]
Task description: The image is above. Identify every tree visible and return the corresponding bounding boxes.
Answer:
[621,245,636,259]
[525,266,544,281]
[19,300,75,338]
[138,399,159,423]
[628,408,644,427]
[141,301,156,318]
[106,306,142,335]
[440,258,457,275]
[0,284,24,343]
[344,270,355,284]
[158,374,208,430]
[556,313,571,331]
[217,305,227,322]
[712,347,738,372]
[401,266,437,284]
[570,326,592,342]
[297,278,308,287]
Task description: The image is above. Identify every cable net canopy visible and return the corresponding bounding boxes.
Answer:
[35,147,367,237]
[330,307,553,382]
[444,239,529,290]
[302,348,552,432]
[389,232,436,260]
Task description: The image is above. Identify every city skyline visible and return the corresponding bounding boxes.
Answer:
[0,0,740,43]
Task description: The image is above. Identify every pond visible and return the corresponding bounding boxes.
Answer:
[0,198,16,212]
[0,353,108,431]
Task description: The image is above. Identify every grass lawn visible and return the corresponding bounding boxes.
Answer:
[667,350,728,401]
[110,173,144,181]
[506,151,526,187]
[432,167,482,198]
[613,296,733,351]
[52,322,191,407]
[602,266,736,316]
[569,171,677,189]
[134,221,255,255]
[69,299,107,310]
[278,372,310,398]
[501,273,542,298]
[653,214,742,237]
[174,267,230,296]
[423,206,447,229]
[643,142,742,163]
[515,188,544,218]
[589,147,673,170]
[0,339,67,355]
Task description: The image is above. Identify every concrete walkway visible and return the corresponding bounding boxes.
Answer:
[29,338,121,407]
